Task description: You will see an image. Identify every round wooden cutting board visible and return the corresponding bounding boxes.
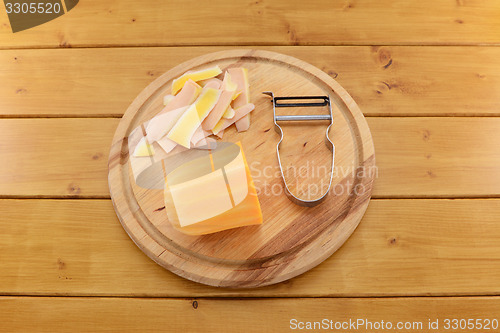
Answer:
[108,49,375,288]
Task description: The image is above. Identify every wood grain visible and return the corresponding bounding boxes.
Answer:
[1,296,500,332]
[1,117,500,198]
[2,46,500,117]
[0,0,497,323]
[0,118,116,197]
[109,49,375,287]
[370,117,500,198]
[1,199,500,297]
[1,1,499,48]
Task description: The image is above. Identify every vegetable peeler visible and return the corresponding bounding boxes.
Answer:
[263,91,335,207]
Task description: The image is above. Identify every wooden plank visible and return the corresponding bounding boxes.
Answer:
[1,296,500,332]
[1,199,500,297]
[1,117,500,198]
[370,117,500,197]
[2,46,500,117]
[1,1,499,48]
[0,119,117,197]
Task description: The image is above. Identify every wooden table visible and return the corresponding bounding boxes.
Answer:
[1,1,500,331]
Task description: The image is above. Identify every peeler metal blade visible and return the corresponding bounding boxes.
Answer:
[263,91,335,207]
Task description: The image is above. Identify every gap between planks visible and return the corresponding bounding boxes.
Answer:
[1,43,500,51]
[1,294,500,300]
[3,115,500,119]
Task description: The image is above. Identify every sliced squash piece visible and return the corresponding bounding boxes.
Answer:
[212,103,255,135]
[227,68,251,132]
[215,129,224,139]
[171,66,222,95]
[167,87,221,148]
[194,137,217,150]
[222,106,235,119]
[221,72,242,100]
[232,91,242,101]
[234,114,250,132]
[146,106,188,143]
[163,94,175,106]
[161,79,201,115]
[133,137,155,157]
[157,135,178,154]
[201,90,235,131]
[198,78,222,89]
[190,125,211,146]
[221,72,238,92]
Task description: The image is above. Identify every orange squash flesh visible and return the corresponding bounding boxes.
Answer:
[163,142,262,236]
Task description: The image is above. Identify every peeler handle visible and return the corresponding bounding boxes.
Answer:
[263,91,336,207]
